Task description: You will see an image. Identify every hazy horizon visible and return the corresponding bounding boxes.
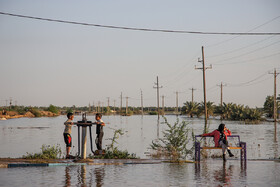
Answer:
[0,0,279,108]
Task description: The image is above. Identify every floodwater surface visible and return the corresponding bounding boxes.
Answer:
[0,115,279,186]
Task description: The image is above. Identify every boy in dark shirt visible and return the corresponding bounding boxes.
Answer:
[95,113,105,155]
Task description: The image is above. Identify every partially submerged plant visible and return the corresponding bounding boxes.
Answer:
[22,144,62,159]
[150,117,194,161]
[89,128,138,159]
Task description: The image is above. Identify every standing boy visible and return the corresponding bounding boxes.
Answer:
[95,113,105,155]
[63,112,75,159]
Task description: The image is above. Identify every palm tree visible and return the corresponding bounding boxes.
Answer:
[200,101,215,118]
[182,101,199,118]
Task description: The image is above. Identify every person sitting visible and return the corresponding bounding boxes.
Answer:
[201,123,234,161]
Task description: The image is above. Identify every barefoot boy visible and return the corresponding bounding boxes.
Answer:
[95,113,105,155]
[63,112,74,159]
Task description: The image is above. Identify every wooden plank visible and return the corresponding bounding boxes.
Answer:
[201,147,242,150]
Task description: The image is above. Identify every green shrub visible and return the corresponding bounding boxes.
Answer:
[150,117,194,160]
[22,144,62,159]
[149,111,158,115]
[48,104,59,114]
[89,129,138,159]
[29,108,42,117]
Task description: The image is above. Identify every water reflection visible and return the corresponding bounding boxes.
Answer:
[77,165,87,186]
[64,167,71,187]
[64,165,105,187]
[94,167,105,187]
[195,161,247,186]
[213,162,233,186]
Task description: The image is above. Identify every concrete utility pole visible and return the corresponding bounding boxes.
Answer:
[9,97,12,109]
[126,97,129,115]
[120,92,123,114]
[269,68,279,122]
[217,82,227,107]
[195,46,212,133]
[162,95,165,115]
[107,97,110,112]
[190,88,196,103]
[98,101,100,113]
[175,91,179,114]
[153,76,162,120]
[113,100,116,113]
[141,89,144,115]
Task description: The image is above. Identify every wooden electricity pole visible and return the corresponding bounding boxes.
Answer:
[120,92,123,115]
[114,100,116,113]
[269,68,279,122]
[175,91,179,114]
[162,95,165,115]
[141,89,144,115]
[153,76,162,120]
[190,88,196,103]
[217,82,227,107]
[126,97,129,115]
[195,46,212,133]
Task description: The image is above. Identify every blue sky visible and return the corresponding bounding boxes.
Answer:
[0,0,279,108]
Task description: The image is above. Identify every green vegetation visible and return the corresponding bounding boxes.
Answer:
[29,107,42,117]
[182,101,264,123]
[150,117,194,160]
[22,144,62,159]
[89,129,138,159]
[48,104,59,114]
[148,111,158,115]
[263,95,280,118]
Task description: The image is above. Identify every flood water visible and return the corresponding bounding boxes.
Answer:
[0,115,279,186]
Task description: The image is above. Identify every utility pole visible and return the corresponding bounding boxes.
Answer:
[190,88,196,103]
[195,46,212,133]
[141,89,144,115]
[107,97,110,113]
[162,95,165,115]
[98,101,100,113]
[114,100,116,113]
[153,76,162,120]
[126,97,129,115]
[120,92,123,115]
[88,102,91,112]
[217,82,227,107]
[175,91,179,114]
[269,68,279,122]
[9,97,12,109]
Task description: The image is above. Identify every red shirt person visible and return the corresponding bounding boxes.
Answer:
[201,123,234,161]
[202,126,232,147]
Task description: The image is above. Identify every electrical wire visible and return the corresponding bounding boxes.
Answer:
[212,39,280,64]
[207,35,276,58]
[227,73,268,87]
[0,11,280,35]
[213,51,280,66]
[206,15,280,47]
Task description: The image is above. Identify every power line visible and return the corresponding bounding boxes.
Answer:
[227,72,269,87]
[212,39,280,64]
[1,11,280,35]
[206,15,280,47]
[213,51,280,66]
[208,35,276,58]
